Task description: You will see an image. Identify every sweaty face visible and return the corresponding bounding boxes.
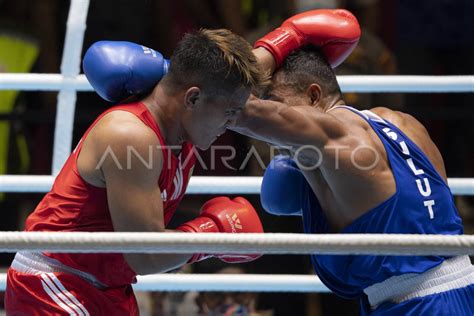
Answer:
[188,87,250,150]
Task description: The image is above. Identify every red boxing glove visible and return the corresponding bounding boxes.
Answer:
[177,197,264,264]
[255,9,361,68]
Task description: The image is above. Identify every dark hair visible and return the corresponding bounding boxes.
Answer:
[278,46,342,97]
[163,29,268,95]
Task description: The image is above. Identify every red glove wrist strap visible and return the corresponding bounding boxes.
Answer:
[254,27,303,68]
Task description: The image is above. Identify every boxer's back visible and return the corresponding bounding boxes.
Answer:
[303,106,449,231]
[300,105,463,299]
[370,106,447,181]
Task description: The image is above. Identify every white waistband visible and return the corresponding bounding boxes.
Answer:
[11,251,108,289]
[363,256,474,308]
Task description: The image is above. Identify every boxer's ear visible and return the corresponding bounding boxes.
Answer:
[184,87,201,110]
[307,83,322,107]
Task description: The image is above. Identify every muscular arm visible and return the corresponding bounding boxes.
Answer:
[253,47,276,76]
[240,47,349,148]
[98,115,191,274]
[231,96,348,149]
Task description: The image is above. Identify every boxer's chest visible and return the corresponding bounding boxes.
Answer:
[159,148,194,209]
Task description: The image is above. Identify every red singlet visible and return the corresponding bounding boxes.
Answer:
[24,102,196,287]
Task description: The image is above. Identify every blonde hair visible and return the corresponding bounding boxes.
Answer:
[165,28,269,94]
[200,28,270,92]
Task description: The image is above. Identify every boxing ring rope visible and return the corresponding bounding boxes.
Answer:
[1,232,473,293]
[0,0,473,297]
[0,175,473,195]
[0,273,330,292]
[1,74,473,93]
[0,232,473,256]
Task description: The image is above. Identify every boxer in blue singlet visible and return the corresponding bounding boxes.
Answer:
[232,46,474,315]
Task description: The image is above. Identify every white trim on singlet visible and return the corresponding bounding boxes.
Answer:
[364,256,474,309]
[11,251,108,290]
[327,105,387,123]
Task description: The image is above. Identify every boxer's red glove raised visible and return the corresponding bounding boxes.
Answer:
[255,9,361,68]
[177,197,263,264]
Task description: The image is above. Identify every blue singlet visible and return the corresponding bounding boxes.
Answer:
[301,106,464,303]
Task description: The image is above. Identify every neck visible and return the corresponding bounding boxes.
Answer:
[142,84,187,147]
[322,95,345,112]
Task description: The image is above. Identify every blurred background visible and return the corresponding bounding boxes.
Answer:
[0,0,472,315]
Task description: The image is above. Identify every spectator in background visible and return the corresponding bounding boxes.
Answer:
[195,265,273,316]
[143,264,274,316]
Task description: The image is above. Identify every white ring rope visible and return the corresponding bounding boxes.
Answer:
[0,74,90,91]
[0,74,472,93]
[0,175,472,195]
[0,232,473,256]
[0,273,328,292]
[338,75,474,93]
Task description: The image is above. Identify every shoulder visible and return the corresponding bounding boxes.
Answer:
[370,107,430,136]
[95,111,160,148]
[322,107,387,160]
[325,106,371,138]
[91,110,163,169]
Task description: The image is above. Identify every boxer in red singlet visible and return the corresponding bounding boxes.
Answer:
[5,29,266,315]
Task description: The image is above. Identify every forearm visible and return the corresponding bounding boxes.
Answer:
[125,253,192,275]
[233,96,273,134]
[124,229,191,275]
[252,47,276,77]
[232,99,302,147]
[232,98,336,148]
